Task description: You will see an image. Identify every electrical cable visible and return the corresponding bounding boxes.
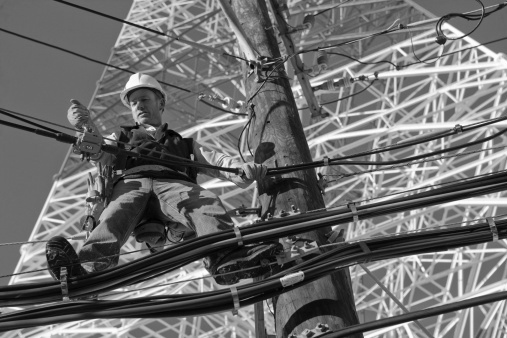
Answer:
[0,27,192,93]
[3,104,506,180]
[325,144,507,182]
[319,79,377,106]
[330,113,507,161]
[198,99,248,116]
[0,107,62,134]
[313,0,354,17]
[1,170,506,309]
[52,0,245,63]
[323,291,507,337]
[266,126,507,176]
[298,79,377,110]
[327,51,398,69]
[0,117,242,175]
[0,107,76,132]
[1,211,506,330]
[400,34,507,68]
[407,25,444,65]
[435,0,486,42]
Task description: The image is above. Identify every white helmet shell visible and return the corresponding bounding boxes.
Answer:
[120,73,167,108]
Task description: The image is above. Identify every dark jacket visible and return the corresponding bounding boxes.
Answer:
[114,123,197,183]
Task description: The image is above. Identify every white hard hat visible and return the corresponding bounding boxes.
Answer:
[120,73,167,108]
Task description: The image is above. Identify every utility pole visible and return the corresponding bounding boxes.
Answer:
[228,1,362,337]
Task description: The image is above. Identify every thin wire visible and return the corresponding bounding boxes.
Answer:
[299,79,377,110]
[314,0,354,17]
[237,114,254,162]
[198,99,247,116]
[400,34,507,68]
[327,52,398,68]
[52,0,245,63]
[407,26,443,65]
[320,79,377,106]
[0,27,192,93]
[325,144,507,182]
[436,0,486,41]
[333,169,507,209]
[319,213,507,249]
[0,107,76,132]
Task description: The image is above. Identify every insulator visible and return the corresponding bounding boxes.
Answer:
[317,50,328,65]
[234,100,245,110]
[313,77,354,92]
[335,77,353,88]
[316,50,328,72]
[278,0,290,20]
[302,14,315,30]
[220,97,245,112]
[222,97,233,109]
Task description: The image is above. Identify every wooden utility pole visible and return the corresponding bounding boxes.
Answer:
[228,1,362,337]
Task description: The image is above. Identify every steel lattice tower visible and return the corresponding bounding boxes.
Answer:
[5,0,507,337]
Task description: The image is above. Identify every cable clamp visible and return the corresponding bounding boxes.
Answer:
[280,271,305,287]
[323,156,329,166]
[60,267,70,302]
[276,241,321,265]
[230,286,240,316]
[72,130,102,155]
[234,227,244,247]
[347,201,359,226]
[236,167,245,177]
[454,124,463,133]
[359,241,372,263]
[486,217,499,242]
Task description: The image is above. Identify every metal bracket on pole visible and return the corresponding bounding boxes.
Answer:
[234,227,244,247]
[60,267,70,302]
[347,201,359,228]
[267,0,325,118]
[486,217,499,242]
[230,286,240,316]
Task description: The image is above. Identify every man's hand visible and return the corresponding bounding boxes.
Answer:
[68,99,95,131]
[239,162,268,185]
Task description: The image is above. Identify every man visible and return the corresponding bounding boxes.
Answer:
[46,73,281,286]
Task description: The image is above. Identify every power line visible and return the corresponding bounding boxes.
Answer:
[53,0,246,63]
[0,27,192,93]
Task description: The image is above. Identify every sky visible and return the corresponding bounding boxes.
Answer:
[0,0,506,286]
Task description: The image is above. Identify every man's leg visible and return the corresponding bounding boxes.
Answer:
[153,179,282,285]
[78,178,152,273]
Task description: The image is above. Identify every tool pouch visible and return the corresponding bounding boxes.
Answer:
[81,163,115,238]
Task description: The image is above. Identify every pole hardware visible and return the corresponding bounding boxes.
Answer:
[289,323,330,337]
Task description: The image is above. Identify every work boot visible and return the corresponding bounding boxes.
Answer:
[46,236,87,281]
[212,241,283,285]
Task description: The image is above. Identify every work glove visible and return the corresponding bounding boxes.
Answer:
[233,162,268,188]
[67,99,97,131]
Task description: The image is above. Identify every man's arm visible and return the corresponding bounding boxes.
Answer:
[193,141,267,188]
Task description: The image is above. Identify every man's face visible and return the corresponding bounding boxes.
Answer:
[128,88,163,127]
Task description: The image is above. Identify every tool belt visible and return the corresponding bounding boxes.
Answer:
[81,163,115,237]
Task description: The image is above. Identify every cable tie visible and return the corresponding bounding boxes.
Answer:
[280,271,305,287]
[359,241,372,263]
[234,227,244,247]
[323,156,330,166]
[454,124,463,133]
[347,201,359,226]
[60,267,70,302]
[230,286,240,316]
[486,217,499,242]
